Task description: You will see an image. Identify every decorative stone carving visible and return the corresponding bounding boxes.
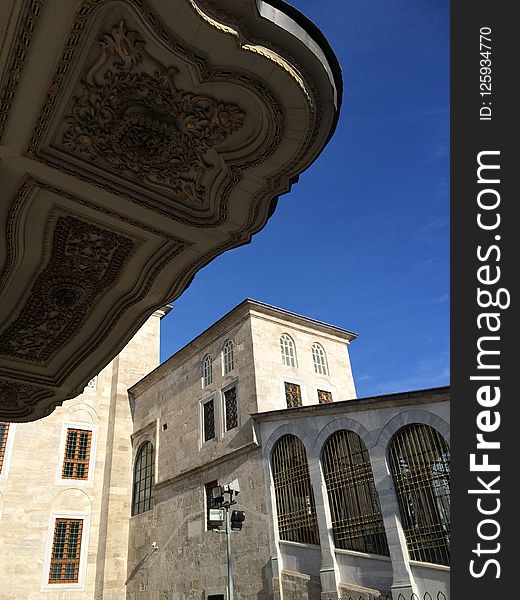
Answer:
[62,20,245,206]
[0,215,136,363]
[0,379,55,420]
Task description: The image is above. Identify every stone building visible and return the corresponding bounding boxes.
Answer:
[0,308,167,599]
[126,300,450,600]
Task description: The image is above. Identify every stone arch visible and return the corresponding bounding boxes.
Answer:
[376,409,450,453]
[51,488,92,513]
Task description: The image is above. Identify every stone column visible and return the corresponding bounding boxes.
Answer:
[368,446,418,599]
[308,459,341,600]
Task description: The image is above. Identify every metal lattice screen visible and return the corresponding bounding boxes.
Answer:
[271,434,319,545]
[132,441,155,516]
[388,424,450,566]
[322,429,389,556]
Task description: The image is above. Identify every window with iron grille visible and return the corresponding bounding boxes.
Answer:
[317,389,333,404]
[280,334,297,367]
[322,430,389,556]
[131,442,155,516]
[271,434,319,545]
[222,340,234,374]
[284,382,302,408]
[388,424,450,566]
[311,342,328,375]
[62,429,92,480]
[0,422,9,473]
[202,354,213,387]
[223,386,238,431]
[48,519,83,584]
[202,398,216,442]
[205,480,220,530]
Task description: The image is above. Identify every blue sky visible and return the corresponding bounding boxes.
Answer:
[159,0,450,398]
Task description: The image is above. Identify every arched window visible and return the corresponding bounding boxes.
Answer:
[222,340,234,374]
[132,442,155,516]
[202,354,213,387]
[322,430,389,555]
[311,342,328,375]
[280,334,297,368]
[271,435,319,545]
[388,424,450,565]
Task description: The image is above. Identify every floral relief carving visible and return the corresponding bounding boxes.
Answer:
[62,20,245,205]
[0,215,136,363]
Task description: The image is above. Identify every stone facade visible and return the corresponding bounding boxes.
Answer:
[126,300,450,600]
[126,300,358,599]
[0,310,165,600]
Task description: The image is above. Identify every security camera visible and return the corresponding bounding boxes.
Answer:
[151,542,158,551]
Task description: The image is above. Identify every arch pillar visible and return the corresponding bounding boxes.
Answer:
[368,444,418,598]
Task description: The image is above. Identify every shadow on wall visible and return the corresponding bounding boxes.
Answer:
[256,561,273,599]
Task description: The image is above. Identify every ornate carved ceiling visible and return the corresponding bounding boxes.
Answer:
[0,0,342,421]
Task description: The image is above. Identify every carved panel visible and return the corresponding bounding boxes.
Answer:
[61,21,245,206]
[0,215,136,363]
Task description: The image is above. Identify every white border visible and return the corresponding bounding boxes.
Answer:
[41,511,91,592]
[54,422,98,487]
[279,375,307,408]
[312,382,336,406]
[0,422,17,482]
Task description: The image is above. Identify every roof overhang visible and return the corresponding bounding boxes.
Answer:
[0,0,342,421]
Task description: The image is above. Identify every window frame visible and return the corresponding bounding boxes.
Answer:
[55,422,97,487]
[321,429,389,556]
[202,354,213,388]
[41,512,90,592]
[204,479,220,531]
[280,333,297,368]
[221,380,239,434]
[388,423,450,566]
[131,441,155,516]
[200,395,217,446]
[0,422,16,481]
[270,434,320,545]
[222,340,235,375]
[279,376,306,409]
[311,342,329,375]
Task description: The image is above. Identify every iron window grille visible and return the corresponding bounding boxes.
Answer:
[322,430,389,556]
[203,399,216,442]
[271,434,319,545]
[284,382,302,408]
[222,340,234,374]
[62,428,92,480]
[317,389,333,404]
[311,342,328,375]
[202,354,213,387]
[0,421,9,473]
[48,519,83,584]
[280,334,297,367]
[223,386,238,431]
[388,424,450,566]
[131,441,155,516]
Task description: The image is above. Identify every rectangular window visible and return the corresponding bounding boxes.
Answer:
[48,519,83,584]
[318,389,333,404]
[62,429,92,480]
[205,480,219,530]
[284,382,302,408]
[223,387,238,431]
[0,422,9,473]
[203,399,215,442]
